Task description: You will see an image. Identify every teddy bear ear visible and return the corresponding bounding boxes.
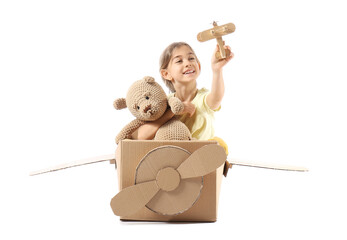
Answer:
[113,98,127,110]
[143,76,155,83]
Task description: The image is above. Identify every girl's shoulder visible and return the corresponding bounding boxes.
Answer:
[167,88,210,103]
[197,88,209,95]
[194,88,220,112]
[194,88,210,101]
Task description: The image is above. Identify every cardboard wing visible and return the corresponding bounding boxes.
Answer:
[223,158,308,177]
[29,154,115,176]
[229,159,308,172]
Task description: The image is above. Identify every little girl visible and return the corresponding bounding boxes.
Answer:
[136,42,233,140]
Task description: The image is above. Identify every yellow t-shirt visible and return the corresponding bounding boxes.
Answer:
[169,88,220,140]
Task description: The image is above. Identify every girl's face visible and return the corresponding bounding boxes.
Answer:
[161,45,201,87]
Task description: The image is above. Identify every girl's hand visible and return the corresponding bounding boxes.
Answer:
[211,44,234,72]
[181,101,196,117]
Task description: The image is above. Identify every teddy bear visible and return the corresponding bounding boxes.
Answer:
[113,76,191,144]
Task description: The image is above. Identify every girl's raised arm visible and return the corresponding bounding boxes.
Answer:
[207,44,233,110]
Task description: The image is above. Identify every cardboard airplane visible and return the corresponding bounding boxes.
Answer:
[31,140,307,222]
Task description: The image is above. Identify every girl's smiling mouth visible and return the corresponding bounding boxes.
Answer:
[183,69,195,75]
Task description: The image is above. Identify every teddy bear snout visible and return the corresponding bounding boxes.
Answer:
[143,104,152,114]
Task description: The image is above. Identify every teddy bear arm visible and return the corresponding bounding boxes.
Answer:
[116,119,145,144]
[168,97,184,115]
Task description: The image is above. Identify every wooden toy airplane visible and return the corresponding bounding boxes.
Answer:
[197,21,236,59]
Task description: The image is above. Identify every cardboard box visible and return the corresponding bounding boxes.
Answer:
[115,140,224,222]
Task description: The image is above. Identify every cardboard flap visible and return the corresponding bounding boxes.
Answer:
[30,154,115,176]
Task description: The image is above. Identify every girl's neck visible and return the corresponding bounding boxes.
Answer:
[174,83,198,102]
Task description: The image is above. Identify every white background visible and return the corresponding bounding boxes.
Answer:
[1,0,346,239]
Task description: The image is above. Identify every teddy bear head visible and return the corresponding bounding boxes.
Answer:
[114,76,168,121]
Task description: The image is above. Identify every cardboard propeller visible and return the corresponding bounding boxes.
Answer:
[197,21,236,59]
[110,144,227,217]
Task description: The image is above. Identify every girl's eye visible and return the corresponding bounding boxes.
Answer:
[137,106,140,110]
[176,60,182,63]
[145,96,149,100]
[189,57,195,60]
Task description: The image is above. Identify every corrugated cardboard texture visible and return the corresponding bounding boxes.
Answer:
[115,140,224,222]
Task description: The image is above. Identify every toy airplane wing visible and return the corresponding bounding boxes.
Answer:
[30,154,115,176]
[197,22,236,42]
[228,158,308,172]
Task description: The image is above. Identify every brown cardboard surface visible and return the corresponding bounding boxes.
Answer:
[114,140,224,222]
